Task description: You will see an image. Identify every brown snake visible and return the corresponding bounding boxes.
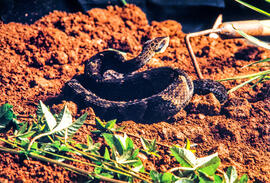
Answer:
[64,37,228,122]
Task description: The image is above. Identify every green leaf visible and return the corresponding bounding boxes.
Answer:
[30,142,39,150]
[103,133,116,150]
[94,166,102,174]
[56,112,87,137]
[105,119,116,129]
[87,134,93,146]
[228,75,261,93]
[95,118,106,131]
[20,138,30,148]
[17,122,28,135]
[161,172,173,182]
[213,174,223,183]
[233,25,270,49]
[150,171,179,183]
[196,153,220,176]
[170,146,195,168]
[132,159,144,173]
[0,103,16,132]
[141,137,159,156]
[38,101,57,131]
[239,174,248,183]
[59,144,72,152]
[150,170,161,182]
[125,134,134,150]
[242,58,270,69]
[130,148,139,160]
[94,166,114,180]
[75,143,88,150]
[104,147,110,160]
[85,135,100,153]
[0,103,15,121]
[226,166,238,183]
[98,172,114,179]
[28,104,85,150]
[113,134,125,155]
[198,170,214,183]
[91,130,102,134]
[103,133,141,167]
[50,105,72,133]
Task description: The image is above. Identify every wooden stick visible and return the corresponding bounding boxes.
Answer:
[185,29,221,80]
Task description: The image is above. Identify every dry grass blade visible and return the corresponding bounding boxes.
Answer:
[234,0,270,17]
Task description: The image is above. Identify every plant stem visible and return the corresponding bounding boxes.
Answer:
[0,137,150,182]
[43,148,134,178]
[0,146,128,183]
[234,0,270,17]
[120,0,128,6]
[0,138,24,150]
[218,70,270,81]
[66,142,152,182]
[227,75,261,93]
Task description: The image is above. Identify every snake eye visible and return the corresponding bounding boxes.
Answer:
[155,39,168,53]
[155,40,165,52]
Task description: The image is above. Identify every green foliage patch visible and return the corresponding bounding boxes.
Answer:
[0,102,249,182]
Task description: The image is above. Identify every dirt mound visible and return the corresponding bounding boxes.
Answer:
[0,4,269,182]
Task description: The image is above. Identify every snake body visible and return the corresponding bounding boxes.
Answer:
[65,37,228,122]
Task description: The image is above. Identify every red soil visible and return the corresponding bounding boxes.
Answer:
[0,4,269,182]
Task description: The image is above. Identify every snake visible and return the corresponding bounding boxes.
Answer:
[64,37,228,122]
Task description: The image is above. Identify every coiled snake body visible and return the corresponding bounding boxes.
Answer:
[65,37,227,122]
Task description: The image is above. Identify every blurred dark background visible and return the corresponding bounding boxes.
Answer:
[0,0,269,33]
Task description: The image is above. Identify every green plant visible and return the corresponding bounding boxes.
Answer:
[140,137,160,157]
[169,146,248,183]
[0,103,151,182]
[92,118,124,135]
[0,103,249,182]
[75,135,101,154]
[0,103,18,132]
[220,1,270,93]
[27,101,87,150]
[103,133,144,170]
[224,166,249,183]
[150,171,178,183]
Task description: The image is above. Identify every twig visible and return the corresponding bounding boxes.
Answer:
[185,29,221,80]
[65,142,152,182]
[0,146,128,183]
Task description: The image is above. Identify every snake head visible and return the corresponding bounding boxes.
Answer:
[143,36,170,54]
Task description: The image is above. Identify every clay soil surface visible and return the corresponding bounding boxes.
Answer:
[0,4,269,182]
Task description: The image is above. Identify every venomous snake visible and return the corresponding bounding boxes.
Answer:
[64,37,228,122]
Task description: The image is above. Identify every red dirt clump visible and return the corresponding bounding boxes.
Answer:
[0,4,269,182]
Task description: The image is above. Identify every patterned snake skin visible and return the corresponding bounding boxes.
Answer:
[64,37,228,122]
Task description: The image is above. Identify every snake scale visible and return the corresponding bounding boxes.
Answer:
[64,37,228,122]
